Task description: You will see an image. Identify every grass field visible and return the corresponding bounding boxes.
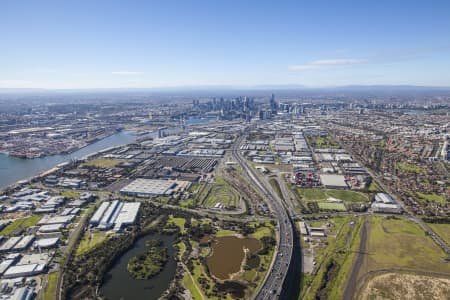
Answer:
[269,178,283,199]
[0,215,41,236]
[215,229,238,237]
[415,192,447,205]
[306,135,340,149]
[76,231,109,256]
[167,216,186,234]
[60,190,80,199]
[82,159,123,168]
[366,217,450,274]
[177,241,186,257]
[395,162,425,174]
[427,223,450,247]
[179,198,196,208]
[317,202,347,211]
[183,270,205,300]
[202,183,240,209]
[43,272,58,300]
[302,216,362,300]
[367,181,381,192]
[189,183,201,193]
[297,188,368,204]
[298,188,327,201]
[325,190,368,202]
[251,225,273,239]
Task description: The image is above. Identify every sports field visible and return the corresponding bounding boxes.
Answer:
[297,188,368,203]
[317,202,347,211]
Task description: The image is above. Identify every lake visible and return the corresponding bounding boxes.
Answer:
[206,235,261,280]
[100,233,177,300]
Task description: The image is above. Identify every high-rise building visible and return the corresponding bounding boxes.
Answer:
[270,93,277,115]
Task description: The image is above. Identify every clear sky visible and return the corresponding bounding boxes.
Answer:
[1,0,450,89]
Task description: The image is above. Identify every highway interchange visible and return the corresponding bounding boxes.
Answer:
[232,134,295,299]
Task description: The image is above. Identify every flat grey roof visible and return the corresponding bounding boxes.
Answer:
[120,179,176,195]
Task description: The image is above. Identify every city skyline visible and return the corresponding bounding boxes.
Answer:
[2,0,450,89]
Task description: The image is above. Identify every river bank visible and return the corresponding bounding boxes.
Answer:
[0,131,136,190]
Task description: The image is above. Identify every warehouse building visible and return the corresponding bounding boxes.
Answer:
[298,222,309,235]
[34,237,60,249]
[98,200,122,230]
[12,235,35,251]
[89,202,110,226]
[374,193,395,204]
[0,259,16,276]
[319,174,349,189]
[90,201,140,231]
[120,179,176,197]
[113,202,141,232]
[0,237,22,253]
[38,223,65,234]
[37,215,74,226]
[3,263,46,278]
[372,202,402,214]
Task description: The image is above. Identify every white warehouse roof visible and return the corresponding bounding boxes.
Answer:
[120,179,176,196]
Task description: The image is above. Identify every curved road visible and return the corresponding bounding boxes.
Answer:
[232,134,294,299]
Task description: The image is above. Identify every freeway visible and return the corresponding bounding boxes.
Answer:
[231,134,295,299]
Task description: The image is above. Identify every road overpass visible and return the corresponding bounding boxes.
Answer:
[231,134,295,299]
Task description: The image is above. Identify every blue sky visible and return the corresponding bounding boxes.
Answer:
[1,0,450,89]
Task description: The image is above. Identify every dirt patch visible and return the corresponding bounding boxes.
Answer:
[343,217,368,299]
[360,273,450,300]
[303,248,315,274]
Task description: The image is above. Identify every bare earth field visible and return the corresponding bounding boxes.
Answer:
[347,216,450,299]
[360,273,450,300]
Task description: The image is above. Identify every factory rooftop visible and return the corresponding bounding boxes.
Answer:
[319,174,349,189]
[120,179,176,197]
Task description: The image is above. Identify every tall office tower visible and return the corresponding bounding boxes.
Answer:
[270,93,277,115]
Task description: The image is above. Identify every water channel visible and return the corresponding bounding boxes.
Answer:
[0,131,137,189]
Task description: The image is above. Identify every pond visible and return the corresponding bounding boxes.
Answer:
[99,233,176,300]
[206,235,261,280]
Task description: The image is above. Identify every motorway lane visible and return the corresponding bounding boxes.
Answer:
[232,135,294,299]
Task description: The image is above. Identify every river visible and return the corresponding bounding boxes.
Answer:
[0,131,136,189]
[100,233,177,300]
[0,116,215,190]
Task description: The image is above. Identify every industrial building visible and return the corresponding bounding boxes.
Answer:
[298,222,308,235]
[13,235,35,251]
[2,263,46,278]
[98,200,121,230]
[372,193,402,213]
[120,179,176,197]
[113,202,141,231]
[319,174,349,189]
[371,202,402,214]
[34,237,60,249]
[37,215,74,226]
[374,193,395,204]
[0,237,22,253]
[0,235,35,253]
[89,201,110,226]
[38,223,65,234]
[90,201,140,231]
